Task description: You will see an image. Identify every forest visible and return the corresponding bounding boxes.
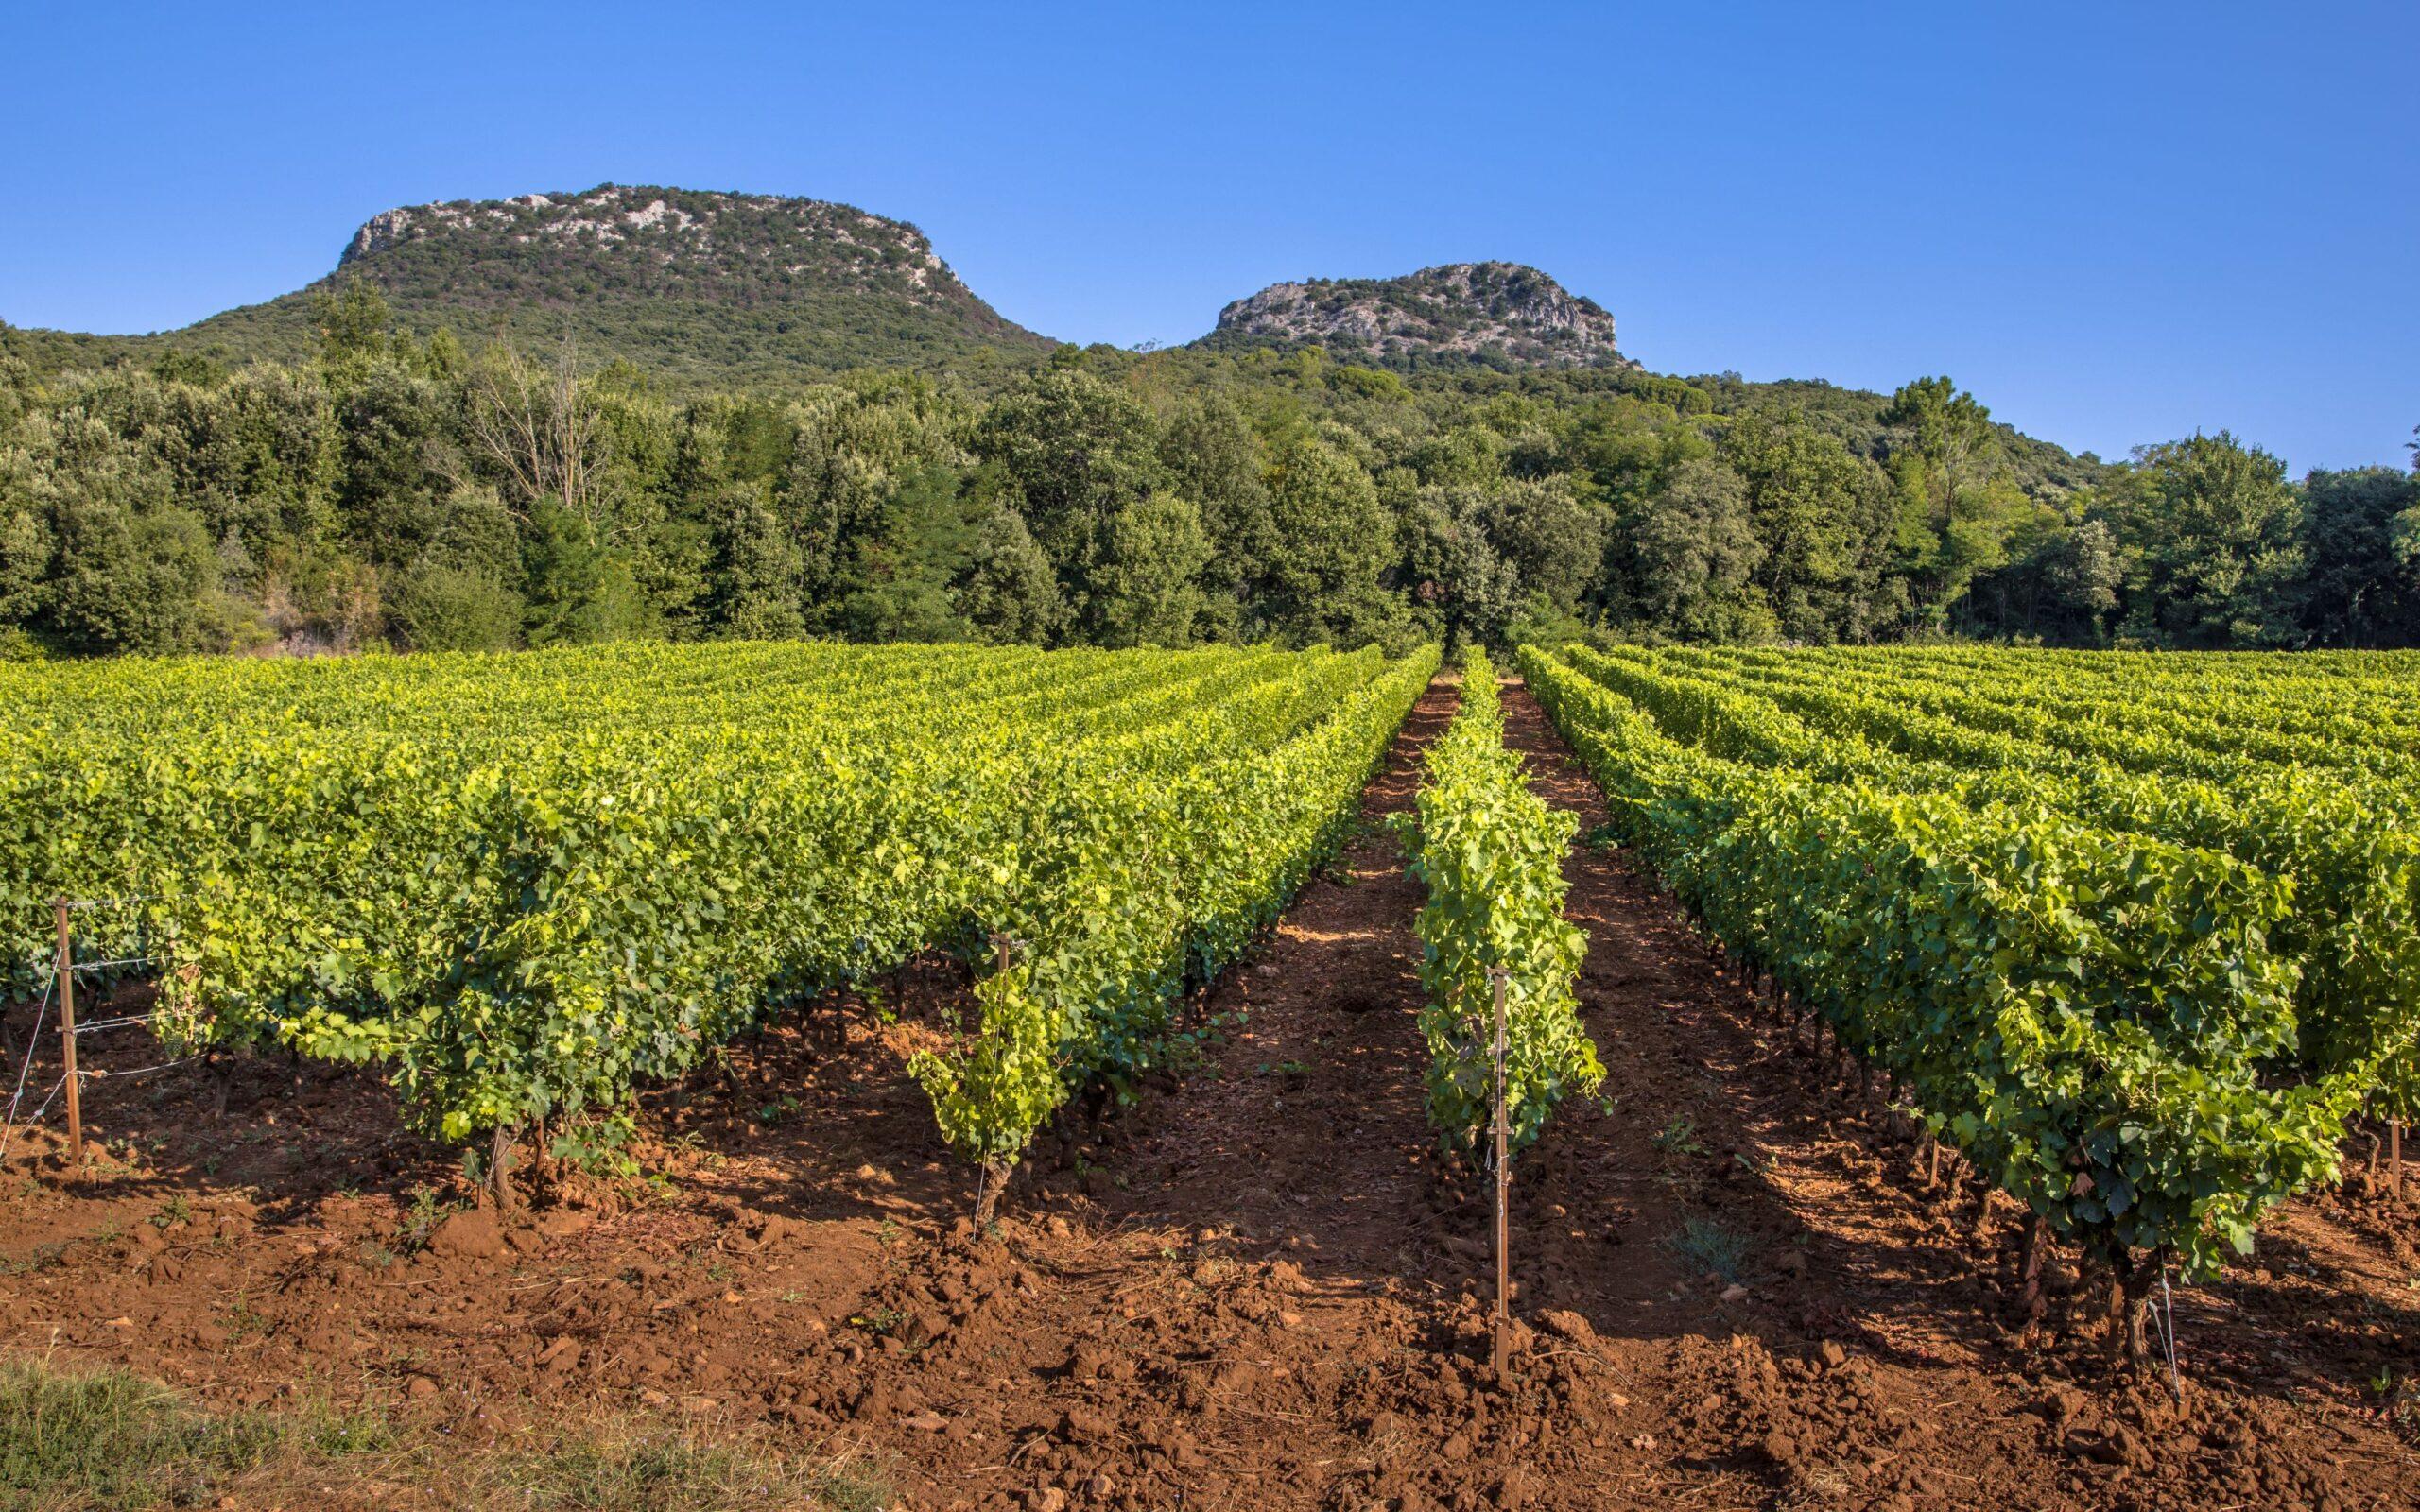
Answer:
[2,283,2413,661]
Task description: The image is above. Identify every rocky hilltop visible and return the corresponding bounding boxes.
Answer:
[1201,262,1631,370]
[31,185,1051,381]
[335,186,985,311]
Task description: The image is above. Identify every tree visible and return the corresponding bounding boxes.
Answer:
[2040,517,2123,644]
[461,339,605,530]
[836,464,982,644]
[1881,377,2032,628]
[974,369,1163,619]
[309,279,394,369]
[955,496,1065,645]
[1264,436,1402,645]
[393,563,524,651]
[1628,457,1772,642]
[1401,485,1520,648]
[46,496,216,654]
[1159,396,1271,640]
[2101,432,2302,647]
[1478,475,1606,617]
[1091,490,1211,647]
[1719,414,1893,643]
[700,483,804,640]
[2296,466,2420,647]
[522,497,651,645]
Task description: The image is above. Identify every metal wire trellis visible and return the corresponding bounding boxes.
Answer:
[2,895,171,1168]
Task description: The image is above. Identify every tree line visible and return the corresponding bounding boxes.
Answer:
[2,284,2412,660]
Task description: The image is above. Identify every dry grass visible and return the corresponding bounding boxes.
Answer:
[0,1356,890,1512]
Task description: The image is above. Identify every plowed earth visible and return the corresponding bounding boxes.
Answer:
[3,678,2416,1510]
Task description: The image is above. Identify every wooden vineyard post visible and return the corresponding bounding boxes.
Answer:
[55,899,82,1172]
[2393,1118,2404,1198]
[1489,967,1511,1383]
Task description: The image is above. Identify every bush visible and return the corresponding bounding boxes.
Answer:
[393,564,525,652]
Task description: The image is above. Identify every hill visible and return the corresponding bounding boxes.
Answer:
[1196,262,1633,371]
[5,185,1053,382]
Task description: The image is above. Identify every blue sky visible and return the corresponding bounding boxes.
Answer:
[4,2,2413,473]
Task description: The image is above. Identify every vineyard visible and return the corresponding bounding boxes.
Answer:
[1520,642,2420,1359]
[0,640,1435,1202]
[2,641,2417,1512]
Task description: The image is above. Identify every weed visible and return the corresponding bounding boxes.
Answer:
[147,1194,191,1230]
[552,1112,642,1179]
[396,1183,447,1250]
[1665,1216,1754,1286]
[1650,1115,1703,1157]
[221,1300,270,1341]
[754,1095,802,1126]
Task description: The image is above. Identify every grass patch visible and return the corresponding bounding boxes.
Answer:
[0,1356,887,1511]
[0,1356,385,1510]
[1665,1216,1754,1286]
[484,1429,890,1510]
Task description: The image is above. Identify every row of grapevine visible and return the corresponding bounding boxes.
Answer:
[1517,644,2370,1359]
[1,640,1438,1201]
[1565,644,2420,1125]
[1394,649,1602,1157]
[914,644,1441,1216]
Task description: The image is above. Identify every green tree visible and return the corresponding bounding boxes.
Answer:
[836,464,982,643]
[1264,436,1403,645]
[955,495,1065,644]
[523,497,652,645]
[2101,432,2302,647]
[1478,475,1605,616]
[392,563,524,651]
[700,483,804,640]
[2041,517,2123,644]
[974,369,1163,617]
[308,279,394,369]
[1091,490,1211,647]
[1628,457,1772,642]
[1401,485,1520,647]
[2296,466,2420,647]
[1159,395,1271,640]
[1880,377,2034,627]
[1718,414,1892,643]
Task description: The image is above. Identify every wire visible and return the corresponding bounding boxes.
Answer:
[64,957,157,974]
[4,975,56,1130]
[79,1057,196,1080]
[0,1072,68,1164]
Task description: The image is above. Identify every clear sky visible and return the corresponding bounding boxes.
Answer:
[4,2,2413,473]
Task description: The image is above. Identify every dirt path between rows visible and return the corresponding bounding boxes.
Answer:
[1,675,2414,1512]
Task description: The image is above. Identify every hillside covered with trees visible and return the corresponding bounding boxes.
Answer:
[1,186,2412,660]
